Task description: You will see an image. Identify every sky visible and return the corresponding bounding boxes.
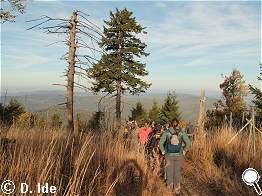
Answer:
[1,1,261,97]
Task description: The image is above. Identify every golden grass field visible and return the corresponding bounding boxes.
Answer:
[185,127,262,195]
[0,125,261,196]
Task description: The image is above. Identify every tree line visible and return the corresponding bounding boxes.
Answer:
[128,65,262,131]
[130,91,181,125]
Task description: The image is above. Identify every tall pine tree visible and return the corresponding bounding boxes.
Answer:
[148,99,160,124]
[88,8,151,128]
[160,92,181,123]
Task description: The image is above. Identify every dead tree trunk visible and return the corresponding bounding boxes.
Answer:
[67,12,77,132]
[196,90,206,142]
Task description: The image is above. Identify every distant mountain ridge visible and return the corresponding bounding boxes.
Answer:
[0,91,217,121]
[0,90,90,97]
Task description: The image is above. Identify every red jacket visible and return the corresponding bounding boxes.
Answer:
[138,127,153,145]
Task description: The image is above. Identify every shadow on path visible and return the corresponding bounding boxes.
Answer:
[113,159,146,196]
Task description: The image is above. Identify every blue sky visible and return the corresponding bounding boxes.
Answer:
[1,1,261,96]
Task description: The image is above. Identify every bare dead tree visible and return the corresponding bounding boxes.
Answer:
[66,12,77,132]
[27,11,103,133]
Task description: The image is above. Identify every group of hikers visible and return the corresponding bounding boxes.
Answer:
[123,118,192,195]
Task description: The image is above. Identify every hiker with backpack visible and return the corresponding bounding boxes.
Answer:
[159,118,191,195]
[144,124,165,170]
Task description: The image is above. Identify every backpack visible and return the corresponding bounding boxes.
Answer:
[165,130,182,153]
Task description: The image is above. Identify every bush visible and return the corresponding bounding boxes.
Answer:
[51,113,62,128]
[87,111,104,131]
[36,116,48,130]
[0,99,25,125]
[16,112,35,129]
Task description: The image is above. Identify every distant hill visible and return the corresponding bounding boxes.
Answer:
[0,91,217,121]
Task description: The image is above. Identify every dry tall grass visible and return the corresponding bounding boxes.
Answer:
[0,126,168,196]
[1,125,261,195]
[184,127,262,196]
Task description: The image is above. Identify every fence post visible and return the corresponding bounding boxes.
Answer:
[252,107,256,157]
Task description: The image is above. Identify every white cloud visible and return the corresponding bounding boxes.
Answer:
[3,53,51,69]
[144,2,260,66]
[154,2,167,9]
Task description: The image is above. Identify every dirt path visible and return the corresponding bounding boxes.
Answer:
[181,176,201,196]
[180,160,210,196]
[157,169,205,195]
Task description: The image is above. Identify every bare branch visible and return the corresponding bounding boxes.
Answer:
[76,28,100,43]
[77,11,101,31]
[34,15,70,21]
[77,42,102,53]
[75,72,92,82]
[42,25,69,30]
[46,30,68,34]
[74,54,95,65]
[76,10,90,17]
[75,65,88,71]
[77,20,103,37]
[52,83,67,87]
[45,40,67,47]
[78,54,98,62]
[75,61,90,65]
[57,102,67,106]
[25,16,49,22]
[60,52,69,60]
[74,82,89,91]
[26,19,51,30]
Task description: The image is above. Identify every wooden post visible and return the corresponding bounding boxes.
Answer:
[196,90,206,142]
[248,117,252,149]
[228,108,259,159]
[67,11,77,132]
[252,107,256,157]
